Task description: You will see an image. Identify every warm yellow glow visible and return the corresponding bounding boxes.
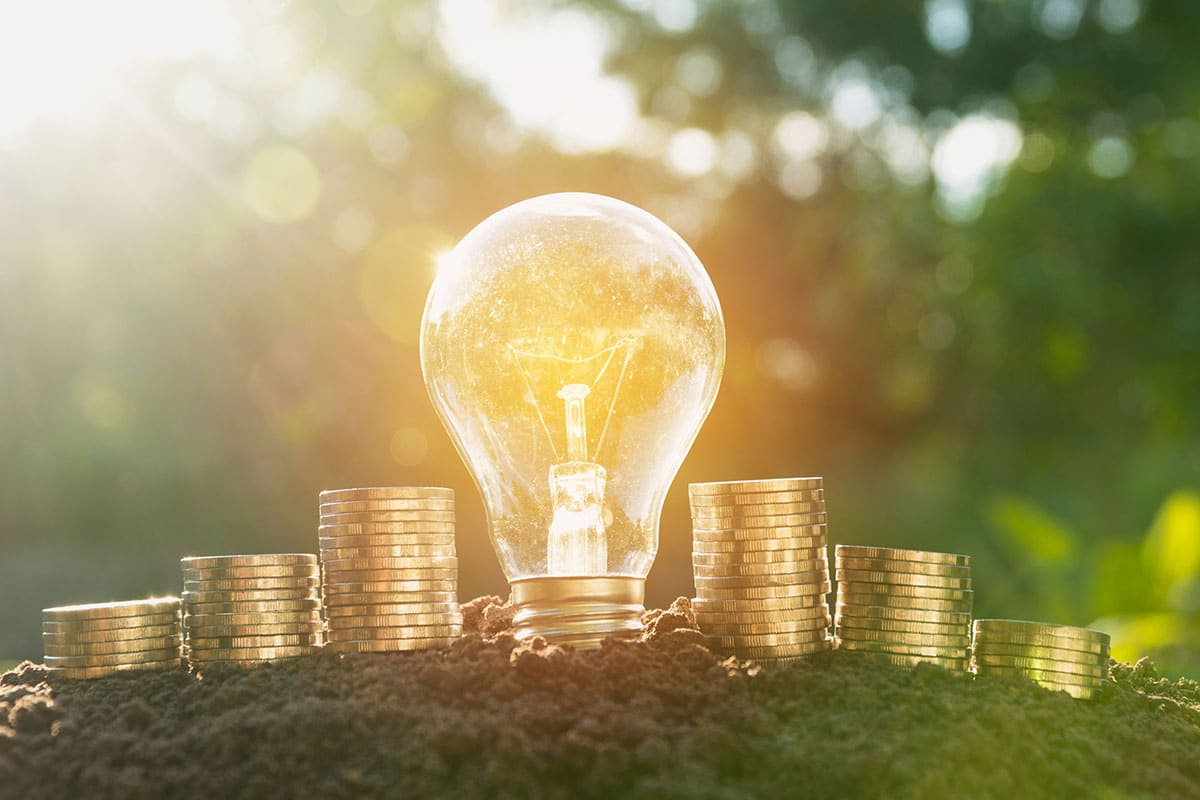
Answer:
[421,193,725,581]
[0,1,239,137]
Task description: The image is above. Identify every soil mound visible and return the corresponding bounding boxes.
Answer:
[1,598,1197,799]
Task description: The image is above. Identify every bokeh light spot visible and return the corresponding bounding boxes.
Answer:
[1088,136,1135,178]
[243,145,322,223]
[667,128,718,178]
[1020,131,1056,172]
[757,339,818,394]
[772,112,829,161]
[73,377,129,430]
[918,311,957,350]
[390,427,430,466]
[1097,0,1143,33]
[924,0,972,56]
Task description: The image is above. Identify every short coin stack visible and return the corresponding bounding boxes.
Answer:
[689,477,832,661]
[972,619,1111,699]
[181,554,324,666]
[319,487,462,653]
[834,545,972,670]
[42,598,183,679]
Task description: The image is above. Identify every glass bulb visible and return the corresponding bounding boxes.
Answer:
[420,193,725,646]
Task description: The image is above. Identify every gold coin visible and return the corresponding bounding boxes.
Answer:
[695,581,832,600]
[321,568,457,583]
[322,591,459,607]
[691,525,826,542]
[42,614,180,634]
[973,664,1108,688]
[189,644,320,660]
[325,624,462,641]
[182,588,319,604]
[48,659,182,680]
[318,524,456,537]
[324,613,462,628]
[972,619,1109,646]
[693,500,826,519]
[185,611,323,627]
[184,598,322,615]
[841,650,970,670]
[698,618,831,636]
[320,499,455,515]
[42,624,179,645]
[835,569,972,590]
[323,602,460,618]
[834,602,971,626]
[180,554,316,570]
[320,545,457,561]
[323,580,457,594]
[187,634,324,649]
[836,581,974,601]
[43,635,183,657]
[834,545,970,568]
[972,653,1108,678]
[693,604,830,625]
[692,547,827,565]
[319,486,454,503]
[692,536,826,554]
[705,628,830,647]
[45,648,184,667]
[970,630,1109,656]
[689,477,824,496]
[835,627,969,648]
[836,638,968,658]
[693,558,827,578]
[182,565,321,581]
[325,638,456,653]
[971,642,1110,664]
[43,598,180,621]
[319,510,456,524]
[694,570,830,590]
[185,622,324,639]
[834,616,969,636]
[183,577,321,592]
[835,591,973,613]
[690,595,829,613]
[688,489,825,507]
[320,557,458,572]
[694,512,827,529]
[834,557,971,579]
[708,639,832,659]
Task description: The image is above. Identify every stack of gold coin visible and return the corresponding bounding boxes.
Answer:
[834,545,972,670]
[319,487,462,654]
[181,554,324,666]
[972,619,1111,699]
[689,477,832,662]
[42,598,183,679]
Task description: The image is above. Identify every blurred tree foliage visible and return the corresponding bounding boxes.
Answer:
[0,0,1196,674]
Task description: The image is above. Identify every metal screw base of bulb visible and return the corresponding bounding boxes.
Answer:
[510,576,645,650]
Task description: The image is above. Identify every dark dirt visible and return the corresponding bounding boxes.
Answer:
[2,597,1198,800]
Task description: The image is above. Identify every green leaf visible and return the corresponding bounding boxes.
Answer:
[988,494,1079,565]
[1141,490,1200,608]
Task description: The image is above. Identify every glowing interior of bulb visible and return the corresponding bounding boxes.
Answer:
[420,193,725,582]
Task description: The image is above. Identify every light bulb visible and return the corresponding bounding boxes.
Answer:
[420,193,725,647]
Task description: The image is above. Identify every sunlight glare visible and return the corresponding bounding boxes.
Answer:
[0,1,240,140]
[436,1,639,154]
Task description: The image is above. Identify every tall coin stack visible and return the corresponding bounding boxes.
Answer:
[834,546,972,670]
[689,477,833,662]
[42,598,183,680]
[972,619,1111,699]
[319,487,462,654]
[181,554,325,666]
